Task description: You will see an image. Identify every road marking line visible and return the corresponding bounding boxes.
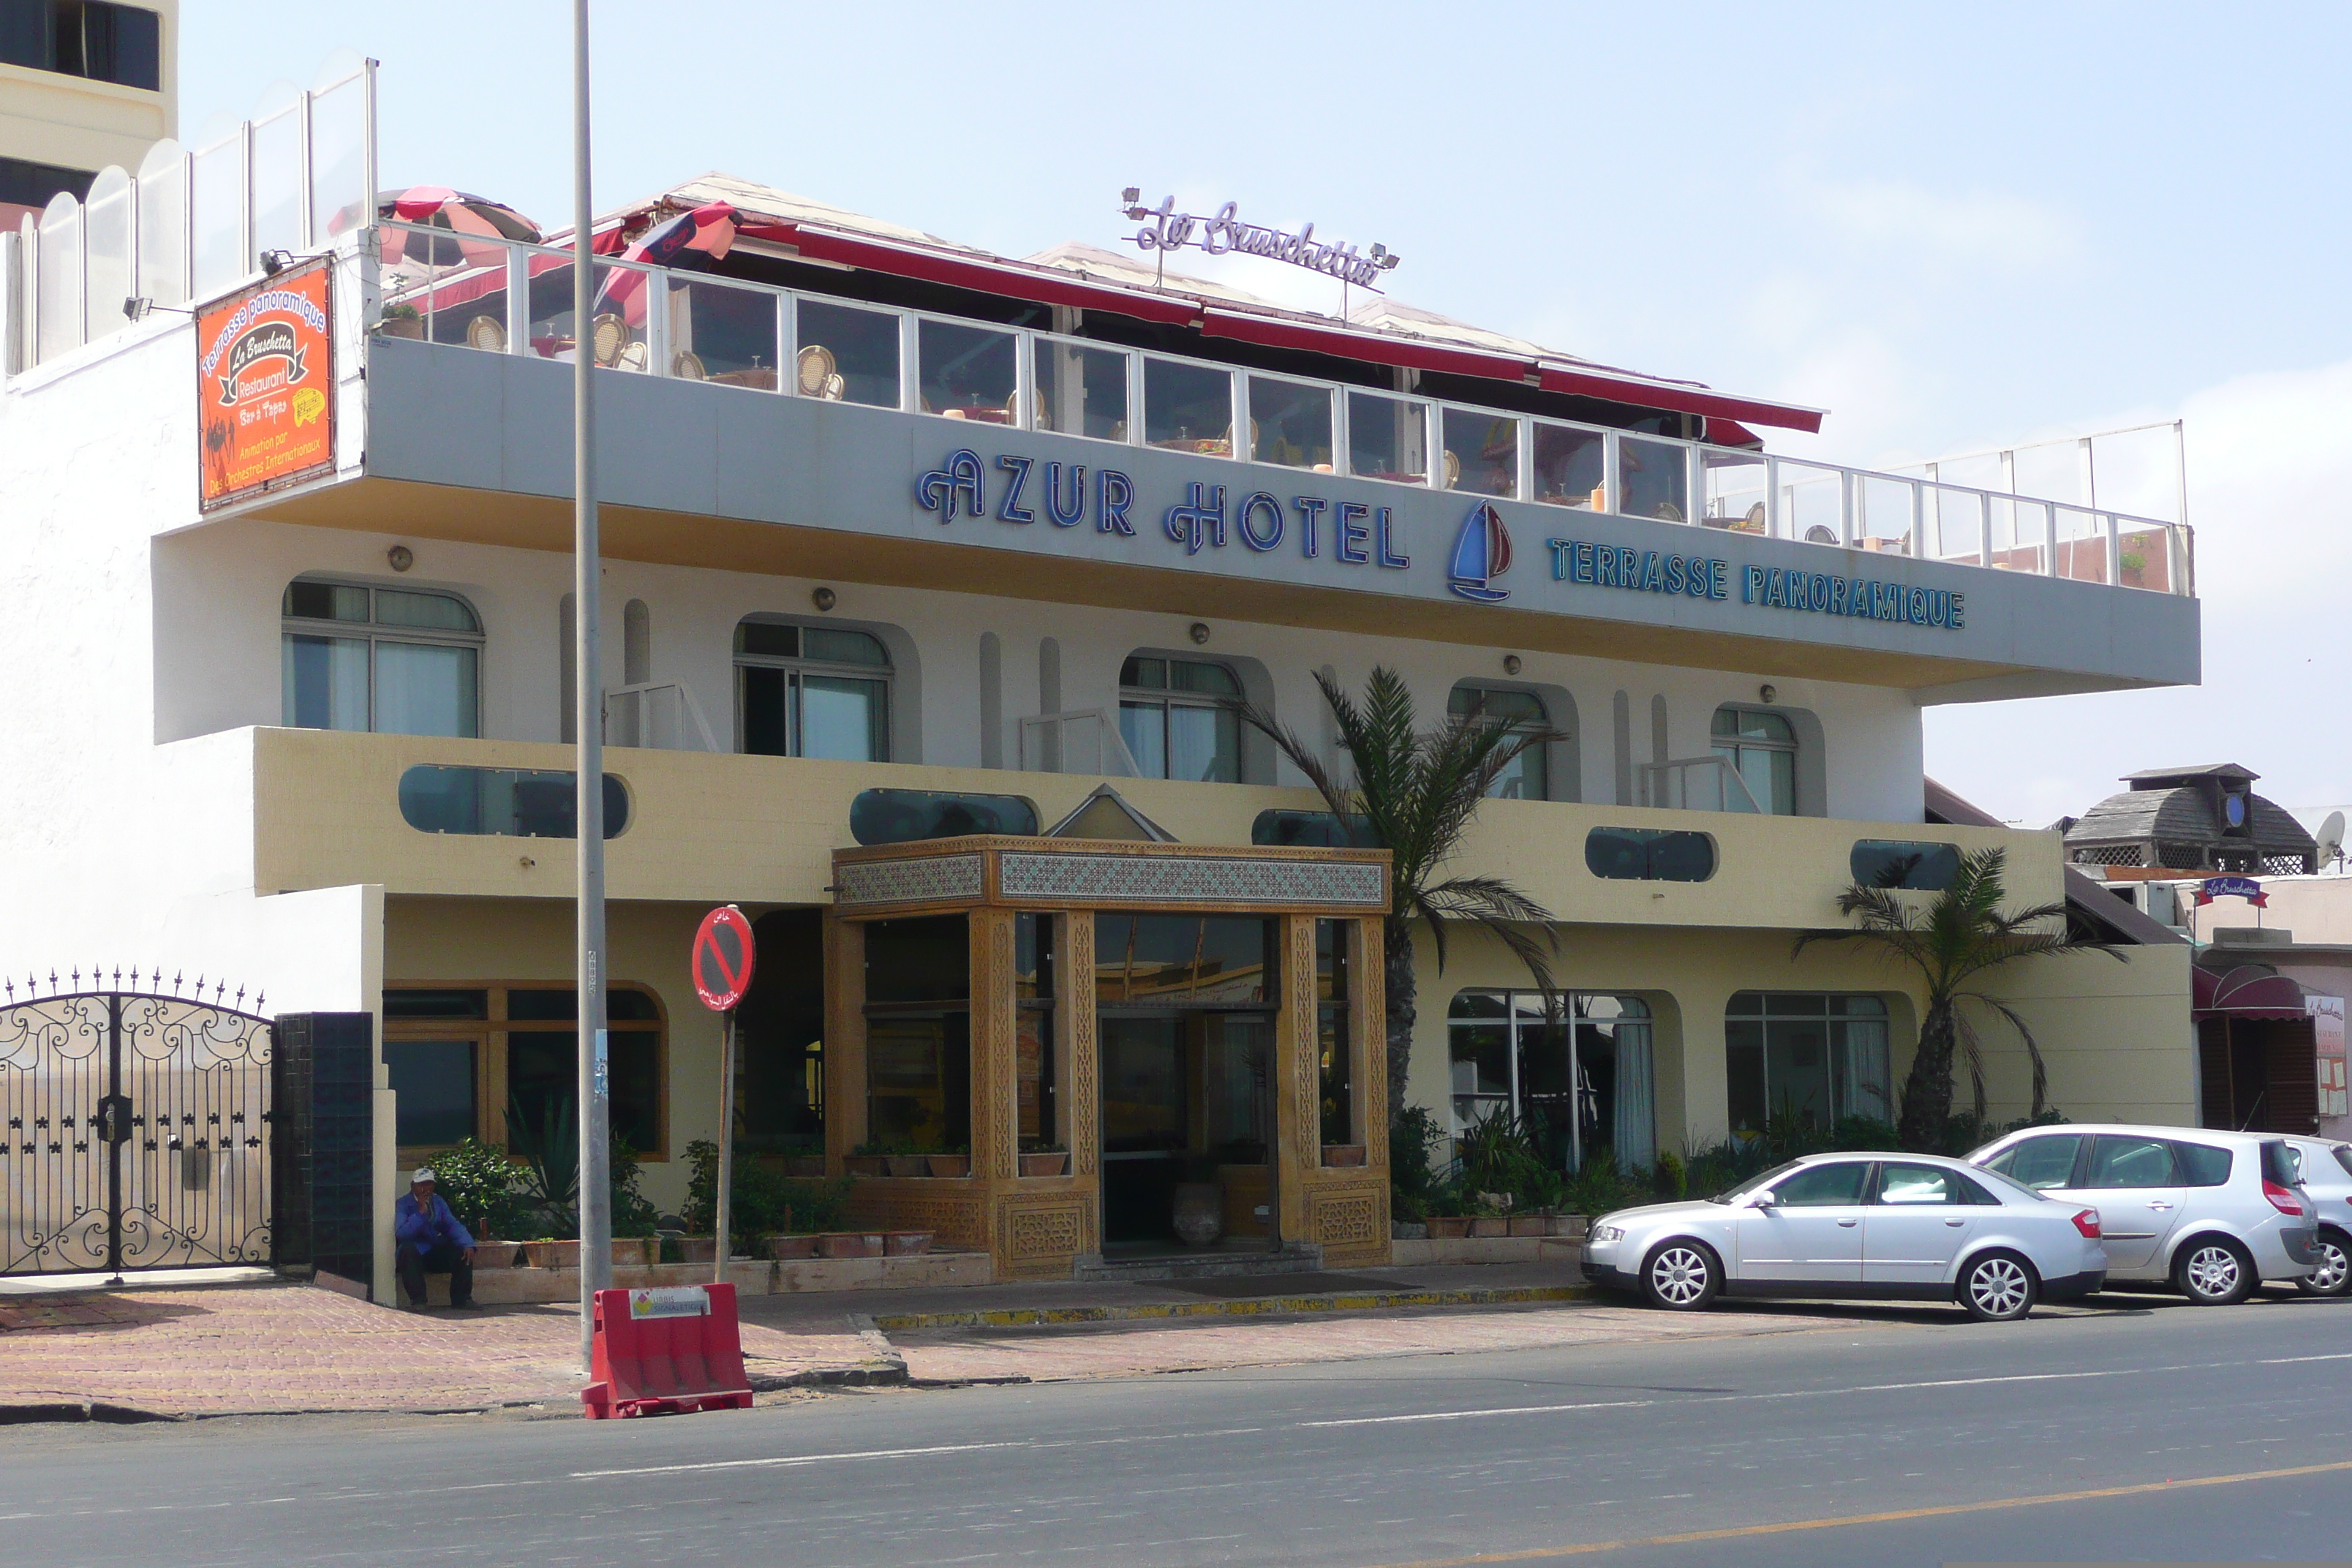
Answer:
[1303,1401,1657,1428]
[570,1441,1028,1479]
[1299,1368,2120,1428]
[1349,1458,2352,1566]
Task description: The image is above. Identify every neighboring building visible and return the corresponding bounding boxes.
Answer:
[0,0,176,230]
[0,78,2206,1297]
[2062,763,2320,876]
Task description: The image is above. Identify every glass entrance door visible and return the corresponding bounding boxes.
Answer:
[1098,1011,1275,1251]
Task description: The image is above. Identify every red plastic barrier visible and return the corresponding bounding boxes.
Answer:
[581,1283,755,1419]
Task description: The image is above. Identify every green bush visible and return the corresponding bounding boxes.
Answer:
[1388,1107,1445,1222]
[683,1140,853,1251]
[425,1139,534,1239]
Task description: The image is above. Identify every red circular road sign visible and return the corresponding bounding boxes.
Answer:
[692,905,756,1012]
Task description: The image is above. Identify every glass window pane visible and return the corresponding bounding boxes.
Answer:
[2085,1136,2177,1188]
[508,1033,660,1157]
[1851,840,1962,891]
[1533,423,1605,508]
[737,622,799,658]
[1767,749,1795,815]
[1987,1134,2081,1188]
[1248,377,1333,470]
[384,989,489,1020]
[803,627,889,666]
[1145,358,1235,453]
[1493,741,1544,801]
[800,675,887,761]
[1166,703,1236,783]
[1764,1020,1831,1127]
[1619,435,1689,521]
[1093,915,1271,1006]
[1168,659,1238,696]
[919,319,1018,423]
[2172,1142,2233,1187]
[374,589,479,632]
[795,299,900,408]
[1832,1019,1891,1121]
[739,666,788,756]
[385,1040,476,1147]
[1347,391,1426,483]
[1450,992,1508,1020]
[1318,1003,1351,1147]
[1017,1006,1053,1145]
[1774,1161,1869,1205]
[1442,410,1516,497]
[864,915,970,1004]
[1876,1162,1957,1205]
[1726,1025,1766,1136]
[1033,339,1130,440]
[867,1013,972,1153]
[1122,657,1166,689]
[282,633,369,729]
[1119,701,1166,779]
[284,581,370,622]
[374,641,479,738]
[669,277,777,385]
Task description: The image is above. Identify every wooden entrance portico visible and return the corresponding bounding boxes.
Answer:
[823,835,1392,1279]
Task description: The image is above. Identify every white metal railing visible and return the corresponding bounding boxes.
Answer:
[1640,755,1765,814]
[605,681,720,753]
[362,214,2191,598]
[1017,709,1142,777]
[9,57,374,372]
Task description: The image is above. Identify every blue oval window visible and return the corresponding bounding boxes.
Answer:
[1251,809,1379,848]
[399,766,631,838]
[849,789,1039,845]
[1586,826,1716,882]
[1850,840,1960,890]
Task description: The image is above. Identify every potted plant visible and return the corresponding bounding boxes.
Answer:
[766,1233,818,1261]
[926,1144,971,1178]
[1019,1142,1069,1177]
[816,1231,883,1259]
[883,1230,935,1255]
[1321,1143,1368,1167]
[2119,549,2146,587]
[843,1142,888,1178]
[377,301,424,339]
[881,1141,928,1178]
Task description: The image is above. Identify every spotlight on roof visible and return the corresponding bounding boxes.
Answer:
[1121,186,1140,206]
[260,249,293,276]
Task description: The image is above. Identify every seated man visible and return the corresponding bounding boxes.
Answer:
[394,1166,478,1310]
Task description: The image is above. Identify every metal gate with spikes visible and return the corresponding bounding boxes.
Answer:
[0,970,274,1275]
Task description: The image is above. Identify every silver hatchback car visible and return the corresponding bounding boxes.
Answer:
[1968,1124,2319,1304]
[2280,1137,2352,1296]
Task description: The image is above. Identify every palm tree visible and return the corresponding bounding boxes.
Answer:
[1231,667,1563,1118]
[1795,846,2117,1147]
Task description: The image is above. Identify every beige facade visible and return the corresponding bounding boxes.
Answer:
[0,1,176,225]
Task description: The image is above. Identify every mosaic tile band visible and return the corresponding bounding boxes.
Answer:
[998,852,1384,908]
[834,853,985,907]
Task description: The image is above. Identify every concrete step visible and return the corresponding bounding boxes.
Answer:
[1071,1244,1325,1284]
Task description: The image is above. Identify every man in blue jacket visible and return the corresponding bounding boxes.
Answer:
[395,1167,478,1309]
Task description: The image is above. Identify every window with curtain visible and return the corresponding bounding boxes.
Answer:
[735,619,892,761]
[282,579,481,738]
[1723,992,1891,1136]
[1445,991,1652,1173]
[1711,706,1798,815]
[382,984,667,1158]
[1118,655,1240,783]
[1448,684,1550,800]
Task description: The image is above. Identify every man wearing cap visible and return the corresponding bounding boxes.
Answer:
[394,1167,478,1310]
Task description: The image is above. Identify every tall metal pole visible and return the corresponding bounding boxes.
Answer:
[713,1008,736,1286]
[572,0,612,1374]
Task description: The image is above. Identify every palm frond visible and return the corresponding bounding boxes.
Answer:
[1961,992,2051,1118]
[1949,1006,1990,1124]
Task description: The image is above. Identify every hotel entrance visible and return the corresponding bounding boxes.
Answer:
[823,830,1393,1279]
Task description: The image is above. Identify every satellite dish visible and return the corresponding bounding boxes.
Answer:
[2318,810,2346,871]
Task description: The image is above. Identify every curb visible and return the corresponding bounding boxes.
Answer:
[870,1283,1590,1333]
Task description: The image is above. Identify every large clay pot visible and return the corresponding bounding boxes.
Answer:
[1173,1182,1224,1248]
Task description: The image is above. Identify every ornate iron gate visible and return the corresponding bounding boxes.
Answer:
[0,976,274,1275]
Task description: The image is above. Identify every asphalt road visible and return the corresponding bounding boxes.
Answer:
[6,1289,2351,1567]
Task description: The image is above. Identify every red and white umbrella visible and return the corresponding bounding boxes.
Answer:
[377,186,543,273]
[595,202,739,325]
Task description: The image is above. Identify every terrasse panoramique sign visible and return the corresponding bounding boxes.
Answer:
[197,257,335,510]
[914,446,1967,633]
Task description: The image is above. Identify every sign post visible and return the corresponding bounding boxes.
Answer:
[693,905,757,1285]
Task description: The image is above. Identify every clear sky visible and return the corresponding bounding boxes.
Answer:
[184,1,2352,835]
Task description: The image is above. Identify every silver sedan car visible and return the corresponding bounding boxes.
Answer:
[1583,1151,2108,1322]
[2281,1137,2352,1296]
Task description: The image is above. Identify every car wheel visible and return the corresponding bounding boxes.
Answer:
[2174,1236,2257,1305]
[2297,1230,2352,1297]
[1640,1240,1720,1311]
[1959,1250,2038,1322]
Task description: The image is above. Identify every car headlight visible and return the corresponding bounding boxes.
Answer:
[1592,1224,1626,1243]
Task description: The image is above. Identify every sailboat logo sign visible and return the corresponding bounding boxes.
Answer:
[1447,500,1513,602]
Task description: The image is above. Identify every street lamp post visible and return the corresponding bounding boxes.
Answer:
[572,0,611,1375]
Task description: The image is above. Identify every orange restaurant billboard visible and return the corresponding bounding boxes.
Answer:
[197,258,336,510]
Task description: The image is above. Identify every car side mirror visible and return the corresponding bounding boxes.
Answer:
[1749,1189,1778,1210]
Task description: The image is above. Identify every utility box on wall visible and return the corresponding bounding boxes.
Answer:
[273,1011,377,1297]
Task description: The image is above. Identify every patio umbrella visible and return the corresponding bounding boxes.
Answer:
[377,186,543,272]
[594,202,739,327]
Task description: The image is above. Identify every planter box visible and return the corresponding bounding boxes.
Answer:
[524,1240,578,1270]
[1320,1144,1368,1168]
[472,1242,523,1270]
[765,1235,818,1261]
[925,1155,971,1178]
[1391,1221,1428,1240]
[817,1232,884,1259]
[666,1237,717,1264]
[1019,1151,1070,1177]
[884,1230,935,1256]
[1467,1218,1509,1238]
[610,1238,654,1268]
[1507,1216,1547,1237]
[885,1156,929,1178]
[781,1156,827,1177]
[377,317,425,339]
[843,1156,888,1177]
[1426,1216,1471,1239]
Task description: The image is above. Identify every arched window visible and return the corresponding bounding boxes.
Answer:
[735,619,892,761]
[1711,706,1797,815]
[1118,655,1240,783]
[282,578,481,737]
[1448,684,1550,801]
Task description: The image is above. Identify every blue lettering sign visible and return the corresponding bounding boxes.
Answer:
[916,448,985,523]
[1044,461,1087,527]
[1337,501,1371,565]
[1098,469,1134,535]
[1165,483,1226,554]
[1237,491,1284,552]
[995,454,1035,524]
[1294,496,1326,558]
[1376,506,1410,570]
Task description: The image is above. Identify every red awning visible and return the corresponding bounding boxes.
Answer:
[2193,964,2313,1021]
[740,221,1205,328]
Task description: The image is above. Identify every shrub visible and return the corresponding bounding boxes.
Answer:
[426,1139,534,1239]
[1389,1107,1445,1222]
[684,1140,853,1251]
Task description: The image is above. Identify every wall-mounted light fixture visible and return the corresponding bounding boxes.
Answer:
[386,545,415,573]
[1758,684,1778,704]
[260,249,294,276]
[1188,621,1211,645]
[811,586,837,612]
[1501,654,1523,676]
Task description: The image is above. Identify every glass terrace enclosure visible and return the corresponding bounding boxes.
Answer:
[375,219,2193,595]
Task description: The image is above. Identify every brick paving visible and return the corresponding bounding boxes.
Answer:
[0,1284,882,1417]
